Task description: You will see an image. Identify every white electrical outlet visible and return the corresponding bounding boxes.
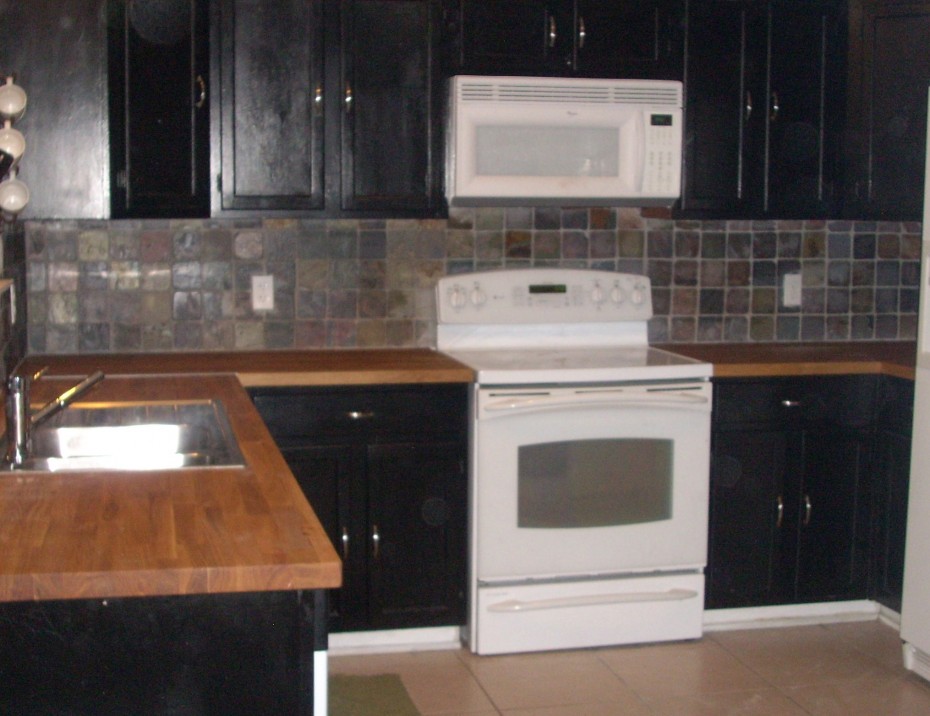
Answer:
[782,272,802,308]
[251,274,274,312]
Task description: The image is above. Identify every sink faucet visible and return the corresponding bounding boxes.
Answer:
[3,368,105,467]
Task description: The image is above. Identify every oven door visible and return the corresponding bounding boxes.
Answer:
[473,381,712,582]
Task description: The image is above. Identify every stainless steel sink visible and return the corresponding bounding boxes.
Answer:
[12,400,245,472]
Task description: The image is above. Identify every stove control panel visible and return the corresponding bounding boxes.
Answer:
[437,269,652,324]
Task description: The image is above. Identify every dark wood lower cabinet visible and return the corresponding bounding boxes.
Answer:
[0,590,324,715]
[869,375,915,612]
[708,376,877,609]
[251,384,468,633]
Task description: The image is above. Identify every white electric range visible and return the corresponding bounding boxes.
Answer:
[436,268,713,655]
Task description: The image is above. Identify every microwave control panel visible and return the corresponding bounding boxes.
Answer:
[642,110,682,196]
[437,269,652,324]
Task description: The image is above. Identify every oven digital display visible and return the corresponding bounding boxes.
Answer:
[529,284,567,295]
[651,114,673,126]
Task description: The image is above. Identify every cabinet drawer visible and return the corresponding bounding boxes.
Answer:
[713,376,876,430]
[250,384,468,443]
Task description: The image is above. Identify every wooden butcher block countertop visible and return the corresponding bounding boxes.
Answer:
[659,341,917,380]
[0,374,341,603]
[19,348,475,387]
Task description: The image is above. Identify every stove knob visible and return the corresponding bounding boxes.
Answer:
[590,284,606,304]
[610,286,625,304]
[470,286,487,306]
[631,284,647,305]
[448,285,467,308]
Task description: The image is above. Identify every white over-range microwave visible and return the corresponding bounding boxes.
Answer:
[445,75,683,207]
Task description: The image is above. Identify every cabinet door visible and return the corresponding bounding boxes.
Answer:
[680,1,755,214]
[108,0,210,217]
[340,0,442,214]
[845,0,930,219]
[278,444,360,632]
[708,429,790,608]
[573,0,684,79]
[795,429,871,602]
[366,442,467,629]
[870,376,914,611]
[765,1,841,217]
[454,0,565,75]
[216,0,324,211]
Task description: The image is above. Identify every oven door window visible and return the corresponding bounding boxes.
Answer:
[518,438,672,528]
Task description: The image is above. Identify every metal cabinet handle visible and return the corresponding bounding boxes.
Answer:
[776,495,784,528]
[745,91,752,122]
[803,494,812,526]
[194,75,207,109]
[347,410,374,420]
[345,84,353,113]
[770,91,780,121]
[577,16,585,48]
[781,399,801,408]
[548,15,557,47]
[313,85,323,116]
[372,524,380,559]
[341,526,349,559]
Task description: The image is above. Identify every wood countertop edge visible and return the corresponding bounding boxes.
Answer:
[0,375,342,603]
[710,360,916,380]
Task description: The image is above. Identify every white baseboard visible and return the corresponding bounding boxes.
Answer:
[328,626,463,654]
[703,600,880,631]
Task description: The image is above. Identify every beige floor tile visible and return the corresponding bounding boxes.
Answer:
[596,637,771,700]
[785,672,930,715]
[823,619,908,673]
[501,701,651,716]
[712,625,895,688]
[330,649,497,714]
[462,649,638,711]
[646,689,810,716]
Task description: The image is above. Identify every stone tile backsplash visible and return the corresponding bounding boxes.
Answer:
[22,208,920,354]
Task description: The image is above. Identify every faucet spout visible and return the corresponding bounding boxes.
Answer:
[3,369,105,467]
[30,371,105,428]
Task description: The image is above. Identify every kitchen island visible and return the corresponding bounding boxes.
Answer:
[0,373,341,714]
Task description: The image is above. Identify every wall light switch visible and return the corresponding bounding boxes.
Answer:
[251,274,274,312]
[782,272,802,308]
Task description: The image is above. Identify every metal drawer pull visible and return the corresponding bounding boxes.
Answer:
[770,91,779,121]
[577,16,585,48]
[194,75,207,109]
[776,495,784,528]
[345,84,353,112]
[745,91,752,121]
[313,85,323,116]
[803,495,812,525]
[347,410,374,420]
[548,16,557,47]
[372,524,380,559]
[341,527,349,559]
[781,399,801,407]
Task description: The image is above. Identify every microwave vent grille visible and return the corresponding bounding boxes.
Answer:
[458,79,680,107]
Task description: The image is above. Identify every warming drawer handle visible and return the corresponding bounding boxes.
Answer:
[483,390,709,415]
[487,588,698,613]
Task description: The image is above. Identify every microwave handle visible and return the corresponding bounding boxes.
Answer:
[635,111,646,191]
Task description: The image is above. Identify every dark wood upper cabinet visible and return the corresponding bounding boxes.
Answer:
[214,0,442,217]
[679,0,844,219]
[214,0,325,212]
[448,0,684,80]
[340,0,443,214]
[108,0,210,218]
[845,0,930,220]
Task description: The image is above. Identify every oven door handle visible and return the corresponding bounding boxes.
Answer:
[482,390,709,415]
[487,588,699,612]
